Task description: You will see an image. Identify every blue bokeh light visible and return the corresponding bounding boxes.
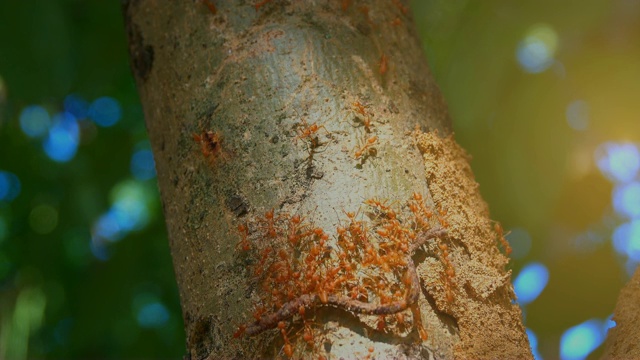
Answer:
[137,302,169,328]
[560,319,606,360]
[19,105,51,138]
[613,182,640,219]
[63,94,89,120]
[90,235,111,261]
[595,142,640,184]
[130,149,156,181]
[605,314,615,331]
[111,196,149,233]
[566,100,589,131]
[43,112,80,163]
[110,181,151,232]
[516,24,558,74]
[514,262,549,305]
[505,227,532,259]
[612,221,640,261]
[91,180,153,253]
[94,210,125,242]
[517,41,553,73]
[88,96,122,127]
[0,170,21,202]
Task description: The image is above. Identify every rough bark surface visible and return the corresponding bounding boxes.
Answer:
[602,267,640,359]
[123,0,531,359]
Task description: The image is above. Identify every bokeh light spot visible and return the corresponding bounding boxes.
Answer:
[93,210,125,242]
[19,105,51,138]
[0,170,21,202]
[505,227,532,259]
[560,319,606,360]
[88,96,122,127]
[91,180,155,247]
[110,180,153,231]
[516,24,558,73]
[566,100,589,131]
[595,142,640,183]
[137,302,170,328]
[43,112,80,163]
[132,292,170,329]
[612,182,640,219]
[130,149,156,181]
[29,204,59,235]
[63,94,89,120]
[90,235,111,261]
[605,315,615,330]
[514,262,549,305]
[612,221,640,261]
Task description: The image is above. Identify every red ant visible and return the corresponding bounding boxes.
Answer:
[354,136,378,159]
[379,54,388,75]
[495,223,512,256]
[236,224,250,251]
[193,130,224,164]
[197,0,217,14]
[351,101,373,132]
[392,0,409,14]
[295,120,328,149]
[254,0,272,11]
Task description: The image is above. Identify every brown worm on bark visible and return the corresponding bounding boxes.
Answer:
[244,228,447,336]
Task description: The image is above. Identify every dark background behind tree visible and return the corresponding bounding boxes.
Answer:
[0,1,638,359]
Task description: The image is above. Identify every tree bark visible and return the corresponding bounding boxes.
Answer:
[123,1,531,358]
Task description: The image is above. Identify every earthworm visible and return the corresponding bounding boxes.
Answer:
[244,227,447,336]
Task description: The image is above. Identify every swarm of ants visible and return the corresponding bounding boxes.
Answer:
[233,193,454,358]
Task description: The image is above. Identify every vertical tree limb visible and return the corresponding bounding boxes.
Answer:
[123,1,531,358]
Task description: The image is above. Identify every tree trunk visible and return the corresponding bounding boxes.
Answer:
[123,1,531,358]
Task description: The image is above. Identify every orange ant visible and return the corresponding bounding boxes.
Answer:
[351,101,373,132]
[364,197,395,217]
[495,222,512,256]
[197,0,217,14]
[254,0,272,11]
[410,304,428,341]
[233,324,247,338]
[379,54,388,75]
[392,0,409,14]
[354,136,378,159]
[295,120,328,150]
[236,224,251,251]
[277,321,294,358]
[193,130,224,163]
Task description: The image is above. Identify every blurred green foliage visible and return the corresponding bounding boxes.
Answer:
[0,0,638,359]
[0,0,184,358]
